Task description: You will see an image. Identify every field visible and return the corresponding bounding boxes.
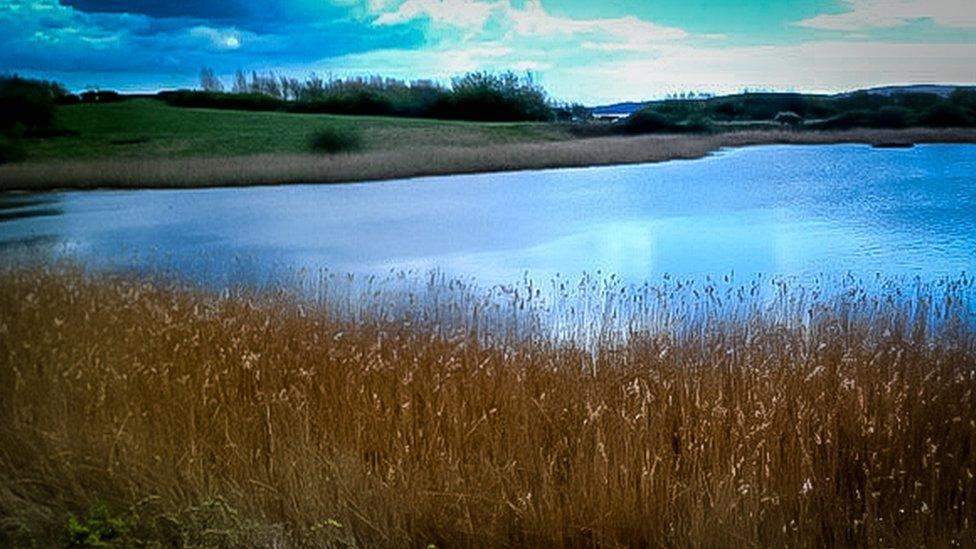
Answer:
[19,99,571,161]
[1,266,974,547]
[3,99,976,190]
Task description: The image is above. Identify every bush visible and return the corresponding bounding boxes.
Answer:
[915,102,974,127]
[774,111,804,127]
[65,503,131,547]
[807,110,879,130]
[289,90,407,117]
[0,76,65,133]
[949,88,976,112]
[620,110,682,134]
[431,72,553,122]
[894,92,941,112]
[157,90,283,112]
[873,106,911,129]
[706,93,831,121]
[79,90,126,103]
[681,114,714,133]
[621,109,712,134]
[308,127,363,154]
[0,134,25,164]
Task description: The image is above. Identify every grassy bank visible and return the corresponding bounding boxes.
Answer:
[19,99,570,161]
[3,99,975,190]
[1,267,974,546]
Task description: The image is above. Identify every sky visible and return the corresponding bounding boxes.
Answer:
[1,0,974,104]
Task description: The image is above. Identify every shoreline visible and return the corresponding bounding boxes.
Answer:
[2,128,975,191]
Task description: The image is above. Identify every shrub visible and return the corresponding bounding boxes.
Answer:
[0,76,65,133]
[833,91,889,112]
[289,89,406,117]
[894,92,941,112]
[431,72,553,122]
[157,90,283,112]
[65,504,131,547]
[873,106,911,128]
[949,88,976,112]
[915,102,974,127]
[774,111,804,127]
[681,114,714,132]
[706,93,831,121]
[79,90,125,104]
[620,110,682,134]
[308,127,363,154]
[0,134,25,164]
[620,109,712,134]
[806,110,874,130]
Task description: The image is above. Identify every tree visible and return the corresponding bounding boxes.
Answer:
[199,68,223,92]
[232,70,248,94]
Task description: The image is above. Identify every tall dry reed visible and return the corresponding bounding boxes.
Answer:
[1,266,974,546]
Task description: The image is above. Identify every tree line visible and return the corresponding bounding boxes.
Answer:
[173,68,560,122]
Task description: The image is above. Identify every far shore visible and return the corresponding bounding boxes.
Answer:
[3,128,975,192]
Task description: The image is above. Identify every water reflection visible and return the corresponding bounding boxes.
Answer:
[0,144,973,290]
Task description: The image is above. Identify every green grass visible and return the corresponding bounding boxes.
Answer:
[21,99,572,161]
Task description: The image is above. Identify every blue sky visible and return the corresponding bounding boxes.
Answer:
[2,0,974,104]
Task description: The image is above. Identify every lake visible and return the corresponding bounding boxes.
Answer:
[1,144,974,290]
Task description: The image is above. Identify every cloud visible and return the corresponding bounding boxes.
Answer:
[374,0,497,29]
[502,0,686,43]
[797,0,976,31]
[0,0,424,83]
[318,38,976,104]
[565,40,976,102]
[369,0,689,54]
[190,26,244,50]
[60,0,253,20]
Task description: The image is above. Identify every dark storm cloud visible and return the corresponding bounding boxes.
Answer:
[58,0,361,31]
[60,0,257,21]
[0,0,426,89]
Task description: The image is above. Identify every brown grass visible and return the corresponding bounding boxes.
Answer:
[1,266,975,547]
[3,128,975,191]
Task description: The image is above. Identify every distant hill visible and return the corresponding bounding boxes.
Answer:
[590,85,975,114]
[590,102,647,117]
[840,84,971,98]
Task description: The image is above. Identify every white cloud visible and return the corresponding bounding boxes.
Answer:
[373,0,498,29]
[503,0,686,42]
[190,26,244,50]
[566,41,976,102]
[797,0,976,30]
[319,38,976,104]
[370,0,688,51]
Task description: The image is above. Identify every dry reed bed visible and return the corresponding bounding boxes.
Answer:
[1,267,975,547]
[3,128,975,191]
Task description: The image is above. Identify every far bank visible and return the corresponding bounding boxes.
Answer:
[2,128,976,191]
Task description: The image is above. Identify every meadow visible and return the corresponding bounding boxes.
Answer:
[18,99,571,162]
[3,75,976,190]
[1,265,974,547]
[3,98,974,190]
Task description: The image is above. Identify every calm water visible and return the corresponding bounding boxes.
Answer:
[1,144,974,288]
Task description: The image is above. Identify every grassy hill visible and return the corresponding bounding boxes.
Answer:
[20,99,572,162]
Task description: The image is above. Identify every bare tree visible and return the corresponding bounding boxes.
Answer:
[199,68,223,92]
[232,70,248,94]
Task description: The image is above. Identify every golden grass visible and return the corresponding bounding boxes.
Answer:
[3,128,975,191]
[1,266,975,547]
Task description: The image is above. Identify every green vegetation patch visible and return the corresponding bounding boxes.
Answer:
[16,99,571,162]
[624,88,976,134]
